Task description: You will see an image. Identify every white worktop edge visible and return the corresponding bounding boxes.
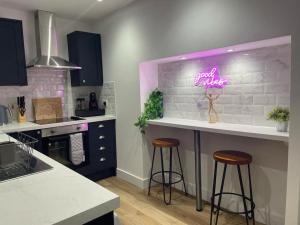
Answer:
[0,115,116,133]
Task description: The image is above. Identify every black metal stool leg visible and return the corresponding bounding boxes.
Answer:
[215,164,227,225]
[237,165,249,225]
[210,161,218,225]
[248,164,255,225]
[148,147,156,196]
[176,147,188,195]
[167,147,173,205]
[160,147,168,205]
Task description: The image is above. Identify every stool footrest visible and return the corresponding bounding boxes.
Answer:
[151,171,184,185]
[212,192,255,215]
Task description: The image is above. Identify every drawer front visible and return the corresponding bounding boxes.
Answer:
[89,120,115,136]
[94,133,115,148]
[92,149,116,170]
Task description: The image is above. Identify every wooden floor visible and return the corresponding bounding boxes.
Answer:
[98,177,261,225]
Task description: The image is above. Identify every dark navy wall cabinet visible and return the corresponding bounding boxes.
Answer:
[0,18,27,86]
[67,31,103,86]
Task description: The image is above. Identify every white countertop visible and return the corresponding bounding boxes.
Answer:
[148,117,289,142]
[0,133,119,225]
[0,115,116,133]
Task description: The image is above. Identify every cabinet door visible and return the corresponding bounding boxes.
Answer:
[68,31,103,86]
[0,18,27,86]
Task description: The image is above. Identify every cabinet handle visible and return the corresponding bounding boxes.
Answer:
[99,146,106,151]
[98,124,104,128]
[100,157,106,162]
[99,135,105,140]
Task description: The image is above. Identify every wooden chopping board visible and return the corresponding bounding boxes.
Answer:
[32,97,63,121]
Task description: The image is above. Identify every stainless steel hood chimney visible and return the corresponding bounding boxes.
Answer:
[27,10,81,70]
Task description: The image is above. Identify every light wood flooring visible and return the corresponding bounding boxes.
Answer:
[98,177,261,225]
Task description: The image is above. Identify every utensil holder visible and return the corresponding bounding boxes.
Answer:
[18,112,26,123]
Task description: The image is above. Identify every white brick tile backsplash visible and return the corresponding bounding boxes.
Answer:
[0,70,116,121]
[241,72,264,84]
[242,106,264,115]
[164,95,173,103]
[277,95,290,105]
[223,86,242,95]
[224,105,243,114]
[242,84,264,94]
[218,95,233,104]
[158,45,291,126]
[232,95,253,105]
[221,114,253,125]
[173,96,198,103]
[264,83,290,94]
[253,95,276,105]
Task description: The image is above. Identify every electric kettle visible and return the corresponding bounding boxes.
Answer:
[0,105,11,125]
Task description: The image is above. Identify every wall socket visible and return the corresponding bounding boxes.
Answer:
[103,100,108,107]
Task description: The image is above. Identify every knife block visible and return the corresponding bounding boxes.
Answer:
[18,112,26,123]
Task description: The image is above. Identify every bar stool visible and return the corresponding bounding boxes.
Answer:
[210,150,255,225]
[148,138,187,205]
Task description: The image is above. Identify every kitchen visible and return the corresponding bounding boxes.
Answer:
[0,1,298,225]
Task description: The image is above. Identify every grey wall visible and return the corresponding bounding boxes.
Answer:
[93,0,300,224]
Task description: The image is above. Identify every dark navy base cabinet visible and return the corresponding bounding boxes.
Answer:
[85,211,114,225]
[9,120,117,181]
[0,18,27,86]
[67,31,103,86]
[86,120,117,180]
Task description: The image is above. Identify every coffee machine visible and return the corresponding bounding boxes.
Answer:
[89,92,99,111]
[75,92,105,117]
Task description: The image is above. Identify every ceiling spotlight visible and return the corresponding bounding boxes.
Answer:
[97,0,103,2]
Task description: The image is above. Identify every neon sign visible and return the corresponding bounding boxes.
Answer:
[194,67,228,89]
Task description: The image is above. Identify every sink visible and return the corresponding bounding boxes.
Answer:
[0,155,52,182]
[0,133,53,182]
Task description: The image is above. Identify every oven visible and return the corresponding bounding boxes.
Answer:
[41,123,89,169]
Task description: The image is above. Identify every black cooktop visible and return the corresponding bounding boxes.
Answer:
[34,116,83,125]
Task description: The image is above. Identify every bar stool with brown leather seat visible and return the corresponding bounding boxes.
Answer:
[210,150,255,225]
[148,138,187,205]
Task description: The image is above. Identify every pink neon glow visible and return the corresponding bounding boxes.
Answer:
[194,67,228,89]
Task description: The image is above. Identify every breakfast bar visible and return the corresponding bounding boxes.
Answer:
[148,117,289,211]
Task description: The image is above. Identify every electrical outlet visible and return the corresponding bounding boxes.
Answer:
[103,100,108,107]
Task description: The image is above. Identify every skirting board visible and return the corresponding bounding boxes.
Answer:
[116,168,284,225]
[116,168,149,189]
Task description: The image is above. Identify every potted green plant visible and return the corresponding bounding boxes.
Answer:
[135,89,163,133]
[267,106,290,132]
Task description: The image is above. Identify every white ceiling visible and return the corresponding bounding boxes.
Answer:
[0,0,136,23]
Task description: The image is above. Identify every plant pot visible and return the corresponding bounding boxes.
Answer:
[276,121,288,132]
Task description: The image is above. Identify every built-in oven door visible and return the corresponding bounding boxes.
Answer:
[42,132,88,169]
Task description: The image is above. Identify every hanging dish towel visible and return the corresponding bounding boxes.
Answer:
[69,133,85,166]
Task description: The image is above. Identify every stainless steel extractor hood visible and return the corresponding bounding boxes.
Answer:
[27,10,81,70]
